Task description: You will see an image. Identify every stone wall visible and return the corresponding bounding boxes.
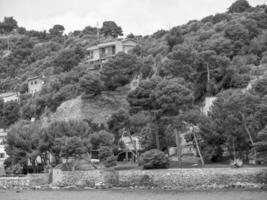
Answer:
[52,169,103,187]
[119,167,267,189]
[0,173,50,189]
[52,167,267,189]
[0,177,29,189]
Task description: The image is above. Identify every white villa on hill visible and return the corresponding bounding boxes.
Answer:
[86,39,137,63]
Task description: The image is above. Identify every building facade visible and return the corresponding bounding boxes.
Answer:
[0,129,7,173]
[0,92,20,103]
[86,39,137,63]
[28,76,45,95]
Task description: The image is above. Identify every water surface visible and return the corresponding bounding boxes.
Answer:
[0,190,266,200]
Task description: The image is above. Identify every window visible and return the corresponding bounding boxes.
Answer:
[100,48,105,57]
[34,81,37,84]
[112,46,116,55]
[0,153,5,158]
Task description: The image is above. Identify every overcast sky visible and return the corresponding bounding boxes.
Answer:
[0,0,266,35]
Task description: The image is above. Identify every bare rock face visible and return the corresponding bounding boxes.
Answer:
[46,86,129,125]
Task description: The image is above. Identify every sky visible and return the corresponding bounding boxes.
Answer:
[0,0,266,35]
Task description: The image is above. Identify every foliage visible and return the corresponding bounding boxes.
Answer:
[90,130,114,150]
[0,17,18,33]
[103,155,117,168]
[139,149,169,169]
[49,24,65,37]
[254,126,267,164]
[79,73,104,98]
[99,146,113,162]
[107,109,130,143]
[101,52,142,90]
[53,46,84,72]
[228,0,251,13]
[0,100,20,128]
[5,120,41,172]
[5,163,23,175]
[166,27,184,51]
[100,21,123,38]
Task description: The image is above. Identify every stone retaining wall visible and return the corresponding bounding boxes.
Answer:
[0,173,50,189]
[0,177,30,189]
[52,167,267,189]
[119,167,267,189]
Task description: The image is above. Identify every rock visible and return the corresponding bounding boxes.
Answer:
[95,182,107,189]
[63,185,77,190]
[84,187,94,190]
[51,186,60,190]
[32,186,41,190]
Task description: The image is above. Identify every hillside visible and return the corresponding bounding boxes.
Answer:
[0,0,266,125]
[1,0,267,171]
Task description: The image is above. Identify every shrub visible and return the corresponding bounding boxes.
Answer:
[139,149,169,169]
[103,156,117,168]
[99,146,113,162]
[5,163,23,175]
[230,158,244,168]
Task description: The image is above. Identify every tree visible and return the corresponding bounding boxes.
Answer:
[208,90,262,161]
[100,21,123,38]
[152,78,194,116]
[253,75,267,97]
[90,130,114,150]
[159,44,195,80]
[5,121,41,173]
[79,73,104,98]
[40,120,90,165]
[49,24,65,37]
[53,47,84,72]
[107,109,130,143]
[127,76,161,113]
[101,52,141,90]
[82,26,97,35]
[0,17,18,33]
[58,136,87,170]
[2,101,20,128]
[166,27,184,51]
[254,126,267,164]
[228,0,251,13]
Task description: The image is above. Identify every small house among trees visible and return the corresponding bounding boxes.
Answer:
[27,75,45,95]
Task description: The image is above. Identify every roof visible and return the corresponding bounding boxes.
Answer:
[87,38,137,51]
[27,75,44,82]
[0,92,19,99]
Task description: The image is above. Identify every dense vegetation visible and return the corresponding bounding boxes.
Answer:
[1,0,267,172]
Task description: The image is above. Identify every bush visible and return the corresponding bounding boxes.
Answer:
[139,149,169,169]
[230,158,244,168]
[99,146,113,162]
[103,155,117,168]
[5,164,23,175]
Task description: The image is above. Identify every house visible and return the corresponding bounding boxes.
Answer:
[0,129,7,175]
[0,92,20,103]
[117,135,142,162]
[119,136,142,152]
[86,39,137,63]
[28,75,45,95]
